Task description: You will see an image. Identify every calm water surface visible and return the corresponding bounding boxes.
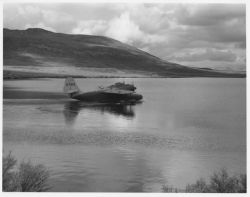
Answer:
[3,78,246,192]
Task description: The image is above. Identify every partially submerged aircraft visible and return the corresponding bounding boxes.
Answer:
[63,77,143,103]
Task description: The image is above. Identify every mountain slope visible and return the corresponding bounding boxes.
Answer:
[3,28,245,78]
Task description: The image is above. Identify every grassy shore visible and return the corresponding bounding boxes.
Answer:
[3,153,246,192]
[4,70,92,80]
[162,168,246,193]
[3,153,50,192]
[3,69,246,80]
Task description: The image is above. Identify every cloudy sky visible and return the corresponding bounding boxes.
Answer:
[4,3,246,71]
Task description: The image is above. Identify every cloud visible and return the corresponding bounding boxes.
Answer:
[105,12,165,45]
[122,4,171,33]
[175,4,245,26]
[184,20,246,44]
[18,4,40,16]
[4,4,76,33]
[105,12,141,43]
[170,48,237,62]
[72,20,107,35]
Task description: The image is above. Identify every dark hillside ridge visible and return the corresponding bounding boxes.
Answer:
[3,28,245,78]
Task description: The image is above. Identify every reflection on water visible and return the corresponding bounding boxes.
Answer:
[63,101,138,126]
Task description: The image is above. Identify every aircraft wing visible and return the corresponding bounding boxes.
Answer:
[100,88,134,95]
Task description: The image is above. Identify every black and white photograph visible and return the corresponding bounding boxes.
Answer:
[2,0,247,193]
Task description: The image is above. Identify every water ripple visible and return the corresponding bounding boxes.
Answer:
[3,129,245,152]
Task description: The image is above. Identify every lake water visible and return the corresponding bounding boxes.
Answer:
[3,78,246,192]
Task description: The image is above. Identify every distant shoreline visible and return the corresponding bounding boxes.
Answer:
[3,70,246,80]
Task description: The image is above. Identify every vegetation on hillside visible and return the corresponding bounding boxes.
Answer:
[4,28,245,78]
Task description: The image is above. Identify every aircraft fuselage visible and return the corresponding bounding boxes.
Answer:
[72,91,143,103]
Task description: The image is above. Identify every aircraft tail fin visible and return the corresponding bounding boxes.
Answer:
[63,77,80,96]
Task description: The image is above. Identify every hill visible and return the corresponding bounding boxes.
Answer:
[3,28,245,78]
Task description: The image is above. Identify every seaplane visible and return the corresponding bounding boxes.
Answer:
[63,77,143,103]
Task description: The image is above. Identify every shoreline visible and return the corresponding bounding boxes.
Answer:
[3,70,246,80]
